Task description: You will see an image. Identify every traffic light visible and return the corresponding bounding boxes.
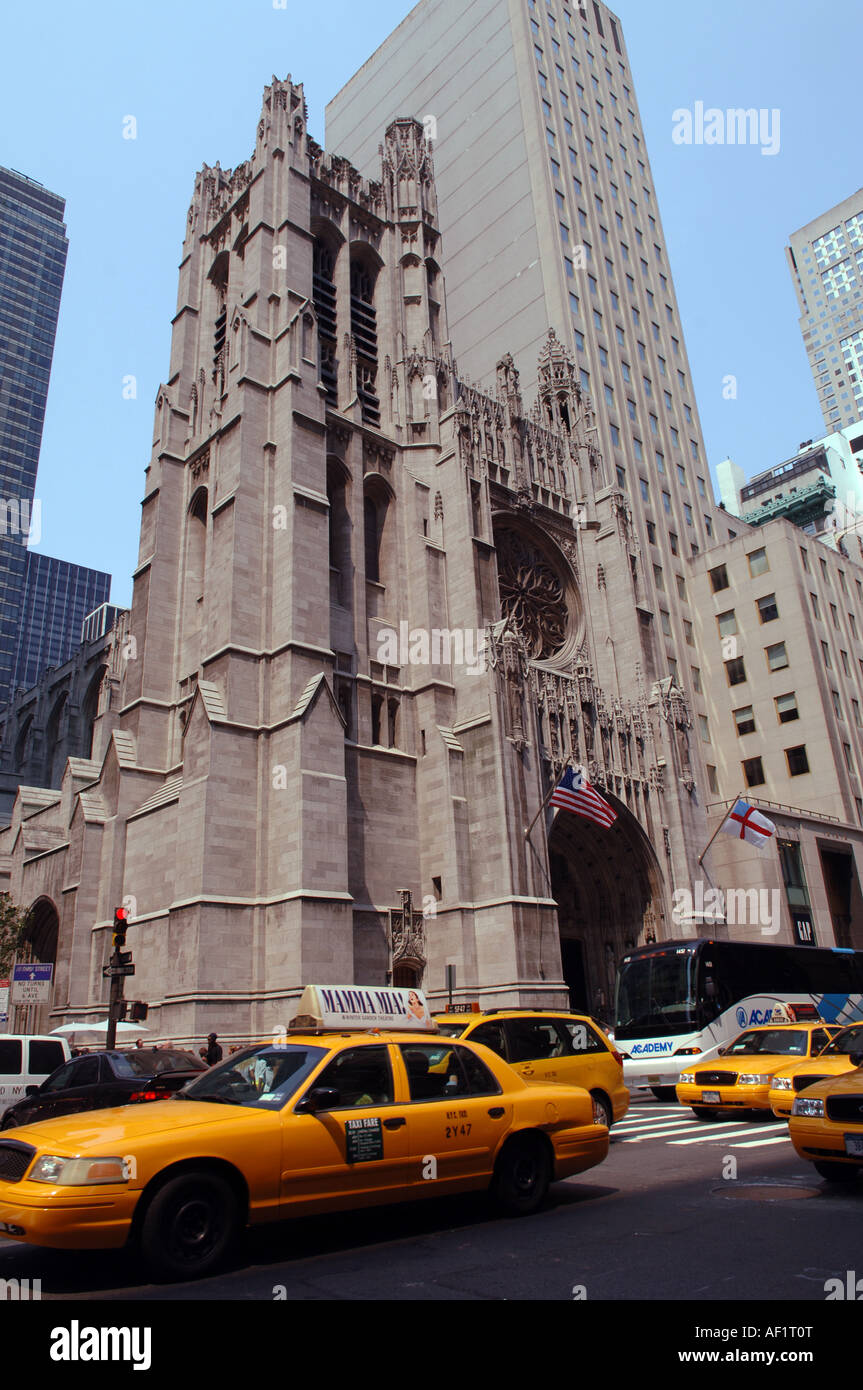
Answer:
[129,1001,148,1023]
[112,907,129,950]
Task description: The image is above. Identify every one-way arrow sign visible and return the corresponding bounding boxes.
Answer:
[102,964,136,978]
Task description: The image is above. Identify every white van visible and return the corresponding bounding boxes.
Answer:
[0,1035,71,1116]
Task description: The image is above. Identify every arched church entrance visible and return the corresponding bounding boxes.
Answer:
[14,896,60,1033]
[549,796,663,1027]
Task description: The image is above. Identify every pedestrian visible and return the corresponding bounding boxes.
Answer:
[203,1032,223,1065]
[135,1038,144,1049]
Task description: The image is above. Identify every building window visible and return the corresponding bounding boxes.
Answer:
[691,666,702,693]
[699,714,711,743]
[821,640,832,669]
[775,692,799,724]
[646,520,656,544]
[800,546,810,573]
[734,705,755,736]
[660,610,672,636]
[707,764,719,795]
[725,657,747,686]
[747,547,769,578]
[742,756,765,788]
[653,563,664,590]
[709,564,729,593]
[785,745,810,777]
[757,593,778,623]
[810,592,821,619]
[684,619,694,645]
[669,531,678,555]
[832,688,844,720]
[766,642,789,672]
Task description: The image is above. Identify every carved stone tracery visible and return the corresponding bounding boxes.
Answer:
[495,529,568,661]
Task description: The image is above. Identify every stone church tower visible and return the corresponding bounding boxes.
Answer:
[0,78,712,1040]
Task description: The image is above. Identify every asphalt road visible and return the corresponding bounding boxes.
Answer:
[1,1093,859,1304]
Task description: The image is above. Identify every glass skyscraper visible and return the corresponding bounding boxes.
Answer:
[786,188,863,434]
[12,552,111,694]
[0,167,69,704]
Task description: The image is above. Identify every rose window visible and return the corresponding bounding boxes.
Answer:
[495,528,570,660]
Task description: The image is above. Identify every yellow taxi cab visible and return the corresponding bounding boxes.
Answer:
[433,1007,628,1127]
[676,1010,841,1119]
[789,1063,863,1182]
[0,986,609,1280]
[768,1022,863,1118]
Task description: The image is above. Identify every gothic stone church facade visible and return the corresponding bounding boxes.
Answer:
[0,79,712,1041]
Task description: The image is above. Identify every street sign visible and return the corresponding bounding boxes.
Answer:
[102,964,136,978]
[117,951,133,966]
[11,962,53,1004]
[0,978,8,1026]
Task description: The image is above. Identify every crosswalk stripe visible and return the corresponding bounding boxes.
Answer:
[729,1136,792,1149]
[614,1116,693,1130]
[670,1123,788,1146]
[617,1123,697,1134]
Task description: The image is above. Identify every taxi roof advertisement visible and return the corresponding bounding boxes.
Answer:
[291,985,436,1031]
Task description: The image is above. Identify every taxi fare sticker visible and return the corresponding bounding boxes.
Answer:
[345,1116,384,1163]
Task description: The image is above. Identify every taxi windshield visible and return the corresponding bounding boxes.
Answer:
[179,1043,326,1110]
[822,1025,863,1055]
[726,1029,808,1056]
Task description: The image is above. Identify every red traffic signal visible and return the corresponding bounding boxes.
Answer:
[112,907,129,949]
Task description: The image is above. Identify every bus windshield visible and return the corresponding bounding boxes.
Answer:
[615,947,700,1039]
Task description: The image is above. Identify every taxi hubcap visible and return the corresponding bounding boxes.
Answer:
[513,1155,539,1192]
[171,1198,220,1258]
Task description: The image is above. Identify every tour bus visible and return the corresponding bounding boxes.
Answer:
[614,938,863,1098]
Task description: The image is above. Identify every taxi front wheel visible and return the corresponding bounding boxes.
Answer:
[139,1171,241,1280]
[492,1135,551,1216]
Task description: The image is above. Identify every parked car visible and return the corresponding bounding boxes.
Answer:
[0,1048,206,1129]
[0,1035,70,1117]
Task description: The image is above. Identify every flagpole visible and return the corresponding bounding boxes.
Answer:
[697,790,745,866]
[523,766,572,840]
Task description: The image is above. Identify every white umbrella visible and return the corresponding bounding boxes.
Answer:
[50,1020,150,1043]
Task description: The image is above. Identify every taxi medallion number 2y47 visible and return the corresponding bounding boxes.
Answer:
[446,1109,471,1138]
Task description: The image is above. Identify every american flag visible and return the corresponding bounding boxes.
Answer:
[550,766,617,829]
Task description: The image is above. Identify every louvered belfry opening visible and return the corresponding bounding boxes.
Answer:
[351,259,380,426]
[313,240,338,405]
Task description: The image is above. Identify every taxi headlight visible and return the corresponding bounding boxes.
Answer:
[791,1097,825,1118]
[773,1076,793,1091]
[29,1155,130,1186]
[679,1070,696,1082]
[738,1073,770,1086]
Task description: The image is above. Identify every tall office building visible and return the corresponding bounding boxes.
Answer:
[12,552,111,694]
[0,168,69,705]
[786,188,863,434]
[328,0,730,792]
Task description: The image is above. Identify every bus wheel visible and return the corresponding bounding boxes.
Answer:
[813,1161,861,1183]
[691,1107,720,1121]
[650,1087,678,1102]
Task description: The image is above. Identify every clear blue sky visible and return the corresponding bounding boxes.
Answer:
[1,0,860,607]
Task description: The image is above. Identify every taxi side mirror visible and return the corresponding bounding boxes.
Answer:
[294,1087,340,1114]
[25,1085,39,1098]
[850,1052,863,1068]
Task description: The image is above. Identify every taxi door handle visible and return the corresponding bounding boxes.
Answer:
[488,1107,505,1119]
[383,1116,406,1129]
